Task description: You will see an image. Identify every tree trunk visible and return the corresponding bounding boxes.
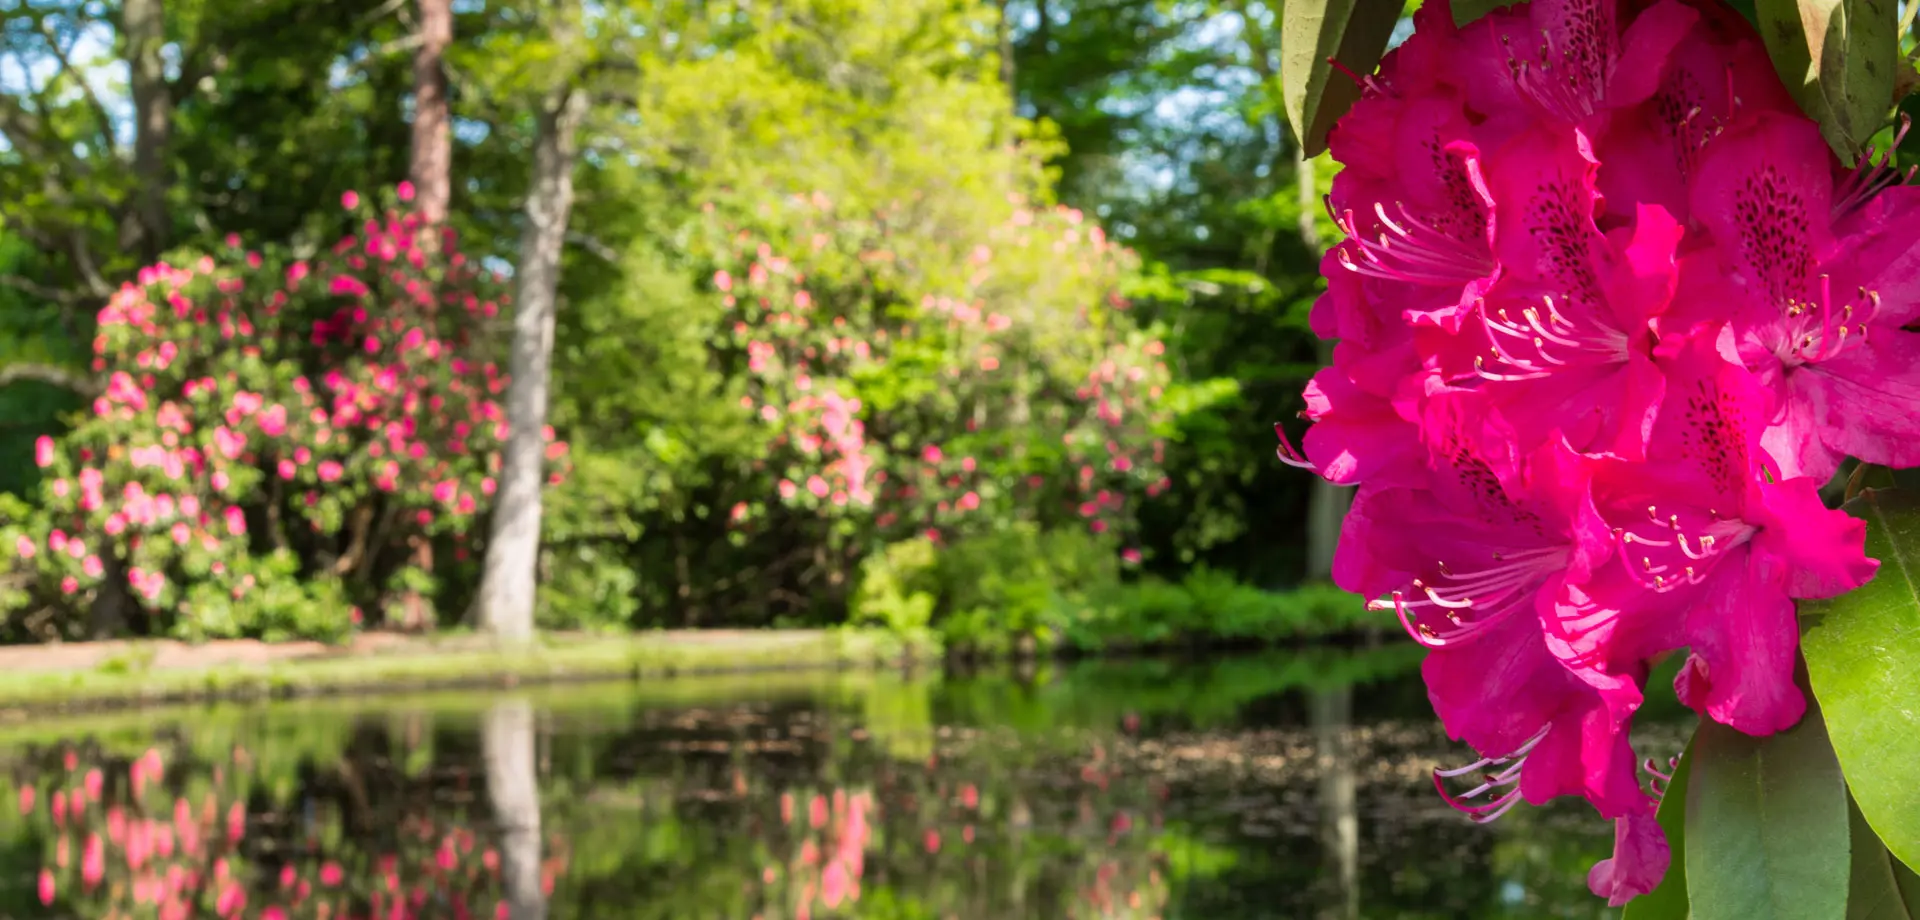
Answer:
[1297,145,1351,577]
[122,0,172,260]
[483,698,546,920]
[998,0,1017,112]
[476,82,587,641]
[410,0,454,226]
[1310,686,1360,920]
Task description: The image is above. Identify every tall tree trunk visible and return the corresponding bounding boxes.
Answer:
[476,81,587,640]
[410,0,454,226]
[122,0,172,260]
[484,698,547,920]
[1297,146,1351,576]
[998,0,1017,113]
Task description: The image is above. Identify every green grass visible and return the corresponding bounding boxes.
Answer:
[0,628,939,716]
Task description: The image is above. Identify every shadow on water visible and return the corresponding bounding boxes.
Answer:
[0,647,1694,919]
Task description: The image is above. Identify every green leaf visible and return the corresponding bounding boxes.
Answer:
[1281,0,1405,155]
[1804,489,1920,874]
[1847,791,1920,919]
[1451,0,1525,26]
[1686,703,1850,920]
[1754,0,1898,158]
[1625,739,1695,920]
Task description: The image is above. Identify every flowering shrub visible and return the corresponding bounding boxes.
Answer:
[14,741,569,919]
[1285,0,1919,906]
[1,186,565,640]
[762,788,875,917]
[709,192,1173,579]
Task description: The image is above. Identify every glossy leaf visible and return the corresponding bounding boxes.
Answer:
[1686,704,1850,920]
[1624,739,1695,920]
[1803,489,1920,872]
[1281,0,1404,155]
[1847,792,1920,919]
[1451,0,1523,25]
[1754,0,1898,158]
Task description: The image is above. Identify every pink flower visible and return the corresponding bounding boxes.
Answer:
[82,832,103,887]
[60,576,78,595]
[1676,112,1920,482]
[807,476,830,498]
[1552,331,1874,735]
[224,506,246,536]
[318,460,343,482]
[214,426,246,460]
[921,445,943,464]
[398,179,416,201]
[259,404,287,437]
[33,435,53,467]
[36,869,52,906]
[15,535,34,559]
[957,491,979,511]
[320,862,343,886]
[779,479,797,500]
[433,481,457,503]
[1289,0,1894,900]
[82,555,103,578]
[341,190,360,209]
[278,459,297,480]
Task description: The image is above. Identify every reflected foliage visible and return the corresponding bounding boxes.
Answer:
[0,652,1640,918]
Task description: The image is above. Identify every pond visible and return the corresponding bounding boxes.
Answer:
[0,646,1695,919]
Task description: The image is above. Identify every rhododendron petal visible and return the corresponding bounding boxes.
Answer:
[1677,555,1805,735]
[1587,813,1670,906]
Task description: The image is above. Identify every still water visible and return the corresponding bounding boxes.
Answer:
[0,647,1693,919]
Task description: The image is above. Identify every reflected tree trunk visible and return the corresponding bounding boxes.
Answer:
[1311,687,1359,920]
[484,698,546,920]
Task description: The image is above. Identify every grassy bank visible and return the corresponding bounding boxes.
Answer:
[0,628,936,716]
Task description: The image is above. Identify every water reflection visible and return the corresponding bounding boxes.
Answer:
[0,649,1688,919]
[483,699,545,920]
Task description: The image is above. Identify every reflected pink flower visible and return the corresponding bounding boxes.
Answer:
[82,833,104,887]
[810,795,829,828]
[821,862,850,908]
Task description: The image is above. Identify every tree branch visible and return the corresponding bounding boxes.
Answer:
[38,20,119,158]
[0,364,99,395]
[0,274,84,305]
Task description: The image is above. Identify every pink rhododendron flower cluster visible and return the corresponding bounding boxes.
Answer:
[1285,0,1913,904]
[5,187,571,638]
[708,191,1171,558]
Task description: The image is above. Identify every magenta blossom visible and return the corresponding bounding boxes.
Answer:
[1295,0,1902,906]
[1549,329,1875,735]
[1677,110,1920,481]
